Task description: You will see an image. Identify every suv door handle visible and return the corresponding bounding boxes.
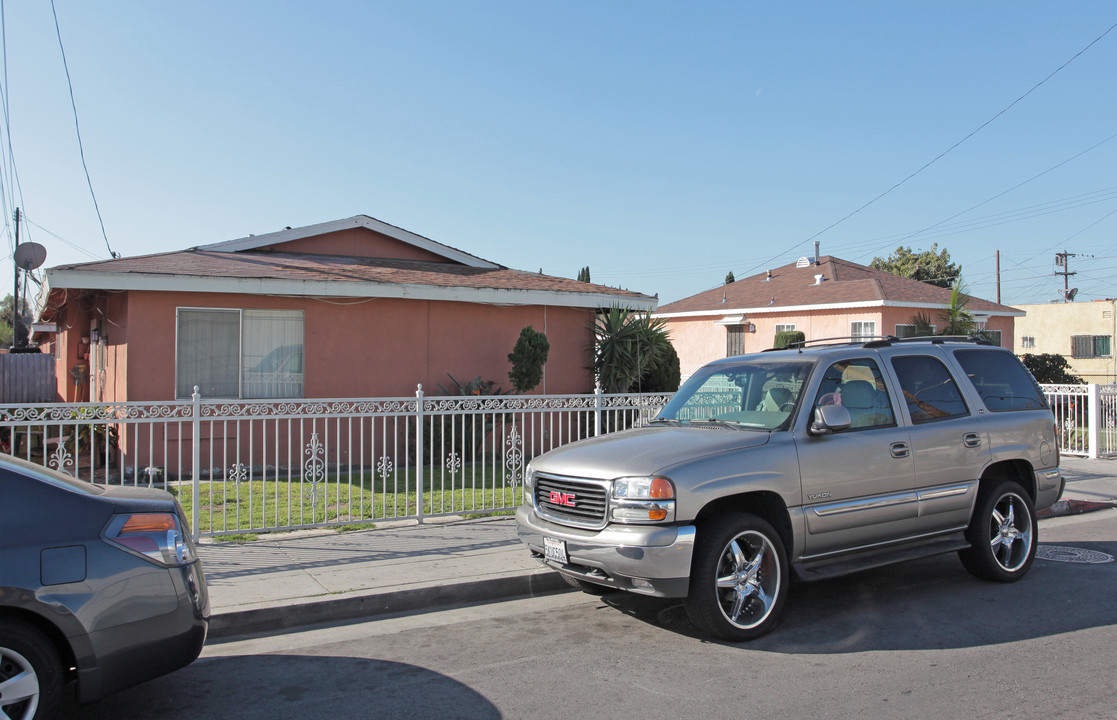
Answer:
[890,442,910,458]
[963,432,982,448]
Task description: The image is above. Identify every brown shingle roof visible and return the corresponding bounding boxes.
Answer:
[656,256,1018,315]
[49,249,651,301]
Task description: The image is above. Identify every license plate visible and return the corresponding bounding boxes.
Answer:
[543,537,568,565]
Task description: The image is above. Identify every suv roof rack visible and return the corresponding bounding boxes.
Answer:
[862,335,995,348]
[762,336,893,353]
[763,334,995,353]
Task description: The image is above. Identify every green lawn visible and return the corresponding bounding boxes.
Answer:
[170,463,526,535]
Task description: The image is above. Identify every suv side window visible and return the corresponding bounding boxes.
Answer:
[890,355,969,424]
[813,358,895,430]
[953,349,1048,412]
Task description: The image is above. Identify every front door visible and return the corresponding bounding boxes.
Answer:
[796,356,916,557]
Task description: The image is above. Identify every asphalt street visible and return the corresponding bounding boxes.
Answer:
[70,507,1117,720]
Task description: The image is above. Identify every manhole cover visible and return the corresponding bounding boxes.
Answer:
[1036,545,1115,564]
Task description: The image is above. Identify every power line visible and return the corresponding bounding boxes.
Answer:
[736,19,1117,281]
[51,0,117,259]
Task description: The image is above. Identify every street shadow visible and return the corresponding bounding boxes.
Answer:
[600,541,1117,654]
[66,654,501,720]
[197,520,520,581]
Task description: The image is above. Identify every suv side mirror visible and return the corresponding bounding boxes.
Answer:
[810,404,852,435]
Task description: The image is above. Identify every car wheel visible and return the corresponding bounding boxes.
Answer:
[0,619,63,720]
[685,513,788,641]
[959,480,1037,582]
[560,573,612,595]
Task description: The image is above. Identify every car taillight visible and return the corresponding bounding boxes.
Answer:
[104,512,194,567]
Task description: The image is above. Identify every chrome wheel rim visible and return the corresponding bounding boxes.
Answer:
[714,530,780,629]
[988,492,1033,572]
[0,646,40,720]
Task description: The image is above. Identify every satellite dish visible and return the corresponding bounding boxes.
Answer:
[13,242,47,271]
[1066,288,1079,301]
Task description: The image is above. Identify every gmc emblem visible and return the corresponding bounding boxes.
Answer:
[548,490,577,507]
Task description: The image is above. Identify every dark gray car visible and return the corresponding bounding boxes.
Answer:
[0,455,209,720]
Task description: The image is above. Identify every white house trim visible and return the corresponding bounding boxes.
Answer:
[654,299,1024,319]
[196,215,500,269]
[39,272,657,312]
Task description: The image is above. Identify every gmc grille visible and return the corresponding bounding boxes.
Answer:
[535,474,609,528]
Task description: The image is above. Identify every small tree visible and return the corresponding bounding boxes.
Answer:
[507,326,550,393]
[1020,353,1083,385]
[724,271,735,285]
[773,330,806,349]
[634,342,681,393]
[577,266,592,283]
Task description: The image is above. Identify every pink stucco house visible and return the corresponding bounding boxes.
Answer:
[35,215,657,404]
[655,254,1022,379]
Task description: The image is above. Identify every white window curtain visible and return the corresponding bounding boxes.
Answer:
[176,309,304,399]
[851,321,876,341]
[176,309,240,398]
[242,310,304,399]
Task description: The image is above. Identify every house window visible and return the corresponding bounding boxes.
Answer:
[894,323,936,339]
[1021,336,1035,349]
[1071,335,1112,358]
[983,330,1003,348]
[176,309,305,399]
[774,323,796,334]
[727,326,744,357]
[850,321,876,342]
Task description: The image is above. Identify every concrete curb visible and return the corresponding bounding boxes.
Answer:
[1038,498,1116,519]
[207,569,570,639]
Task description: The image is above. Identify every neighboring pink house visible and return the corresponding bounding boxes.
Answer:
[655,254,1022,379]
[35,215,657,404]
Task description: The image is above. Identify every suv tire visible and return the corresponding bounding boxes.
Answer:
[0,618,63,720]
[959,480,1037,582]
[685,513,788,641]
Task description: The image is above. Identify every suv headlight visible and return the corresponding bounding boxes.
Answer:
[524,464,536,490]
[611,476,676,523]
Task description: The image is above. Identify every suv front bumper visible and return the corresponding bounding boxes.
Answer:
[515,505,695,598]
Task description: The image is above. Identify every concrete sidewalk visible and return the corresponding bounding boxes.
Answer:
[198,456,1117,639]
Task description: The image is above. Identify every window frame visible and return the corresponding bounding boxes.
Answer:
[1071,334,1112,358]
[889,354,970,425]
[850,321,876,342]
[175,307,305,400]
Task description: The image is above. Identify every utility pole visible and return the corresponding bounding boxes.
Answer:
[1054,251,1077,302]
[995,250,1001,304]
[12,208,20,347]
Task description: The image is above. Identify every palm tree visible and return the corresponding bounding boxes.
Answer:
[592,307,671,393]
[907,279,994,341]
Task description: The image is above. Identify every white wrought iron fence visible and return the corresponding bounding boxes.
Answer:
[0,386,672,539]
[1039,383,1116,459]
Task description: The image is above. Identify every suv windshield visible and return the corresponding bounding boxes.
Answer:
[657,359,814,430]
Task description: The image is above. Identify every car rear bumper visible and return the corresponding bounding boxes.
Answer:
[76,561,209,703]
[515,505,695,598]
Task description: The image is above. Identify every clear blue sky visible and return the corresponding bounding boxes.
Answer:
[3,2,1115,310]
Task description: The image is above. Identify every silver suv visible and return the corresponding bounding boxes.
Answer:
[515,337,1062,640]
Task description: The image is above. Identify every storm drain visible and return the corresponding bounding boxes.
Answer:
[1036,545,1115,564]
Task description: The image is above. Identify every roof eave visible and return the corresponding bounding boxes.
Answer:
[43,269,657,311]
[654,299,1024,318]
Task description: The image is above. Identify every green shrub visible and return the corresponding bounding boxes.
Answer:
[774,330,806,349]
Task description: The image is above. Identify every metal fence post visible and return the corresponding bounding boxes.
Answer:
[191,386,201,542]
[1087,383,1100,460]
[594,383,603,437]
[416,384,425,524]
